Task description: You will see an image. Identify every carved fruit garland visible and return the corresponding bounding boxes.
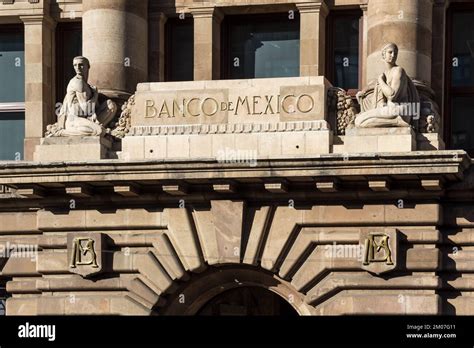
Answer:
[111,94,135,139]
[328,88,358,135]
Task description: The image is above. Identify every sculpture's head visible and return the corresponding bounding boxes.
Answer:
[381,43,398,65]
[73,56,90,78]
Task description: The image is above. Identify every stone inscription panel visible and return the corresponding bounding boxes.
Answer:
[131,76,330,127]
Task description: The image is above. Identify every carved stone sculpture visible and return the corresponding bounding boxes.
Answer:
[328,88,358,135]
[355,43,420,128]
[111,94,134,139]
[46,56,117,137]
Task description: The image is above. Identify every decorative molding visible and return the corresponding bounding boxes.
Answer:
[296,1,329,17]
[128,120,330,137]
[316,180,339,192]
[189,6,224,22]
[19,14,56,28]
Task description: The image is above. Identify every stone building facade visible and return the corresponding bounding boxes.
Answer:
[0,0,473,315]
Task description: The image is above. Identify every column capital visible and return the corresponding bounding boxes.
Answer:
[189,6,224,22]
[20,14,56,28]
[296,1,329,17]
[360,3,368,12]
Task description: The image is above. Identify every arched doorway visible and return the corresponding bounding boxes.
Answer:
[197,286,298,316]
[159,265,314,315]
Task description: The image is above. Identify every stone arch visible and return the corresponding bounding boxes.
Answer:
[1,200,440,315]
[159,265,314,316]
[131,201,438,315]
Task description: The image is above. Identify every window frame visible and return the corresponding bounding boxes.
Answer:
[221,12,301,80]
[325,9,363,95]
[445,3,474,153]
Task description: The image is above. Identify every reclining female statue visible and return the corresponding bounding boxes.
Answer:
[355,43,420,128]
[46,56,117,137]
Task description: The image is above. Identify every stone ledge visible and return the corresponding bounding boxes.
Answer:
[345,127,413,136]
[39,136,112,147]
[33,136,113,162]
[344,127,416,153]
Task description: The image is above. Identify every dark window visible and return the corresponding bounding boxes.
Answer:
[222,13,300,79]
[56,22,82,104]
[165,17,194,81]
[326,11,362,91]
[447,5,474,153]
[452,12,474,87]
[0,26,25,160]
[451,97,474,149]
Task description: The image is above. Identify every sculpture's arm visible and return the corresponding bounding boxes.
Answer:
[378,74,396,102]
[376,68,404,103]
[387,68,403,102]
[91,85,99,105]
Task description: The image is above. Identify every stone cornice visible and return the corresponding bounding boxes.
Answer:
[0,151,469,188]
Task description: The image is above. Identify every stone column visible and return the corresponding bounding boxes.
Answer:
[20,14,56,161]
[82,0,148,99]
[366,0,433,87]
[297,1,329,77]
[148,12,167,82]
[190,7,223,81]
